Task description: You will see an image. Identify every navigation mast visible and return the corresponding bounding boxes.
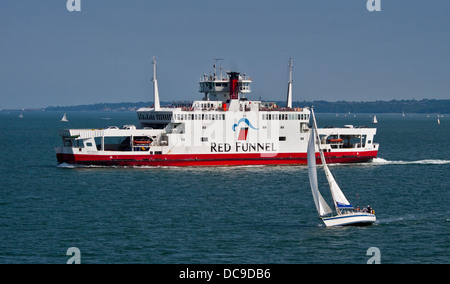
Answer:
[286,58,293,108]
[213,58,224,80]
[152,57,160,111]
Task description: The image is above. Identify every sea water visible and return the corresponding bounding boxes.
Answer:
[0,111,448,263]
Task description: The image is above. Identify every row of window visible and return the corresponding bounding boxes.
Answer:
[194,102,221,109]
[176,113,227,121]
[138,113,173,121]
[138,112,310,122]
[199,82,251,91]
[262,113,310,121]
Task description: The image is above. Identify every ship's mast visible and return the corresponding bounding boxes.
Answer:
[286,58,293,108]
[152,57,161,111]
[213,58,224,80]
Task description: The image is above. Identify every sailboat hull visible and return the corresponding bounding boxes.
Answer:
[322,213,376,227]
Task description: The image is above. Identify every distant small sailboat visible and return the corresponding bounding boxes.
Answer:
[307,107,376,227]
[61,113,69,122]
[19,113,23,118]
[402,111,405,117]
[372,115,378,124]
[437,118,440,125]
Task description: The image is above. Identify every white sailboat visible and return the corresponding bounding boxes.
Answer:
[372,115,378,124]
[307,108,376,227]
[61,113,69,122]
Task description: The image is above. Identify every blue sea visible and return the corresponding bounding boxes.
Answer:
[0,111,448,264]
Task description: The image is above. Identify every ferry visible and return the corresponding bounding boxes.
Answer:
[56,58,379,167]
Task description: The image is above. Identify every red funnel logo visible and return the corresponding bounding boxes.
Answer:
[238,127,249,141]
[233,118,258,141]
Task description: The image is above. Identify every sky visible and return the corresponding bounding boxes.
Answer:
[0,0,449,109]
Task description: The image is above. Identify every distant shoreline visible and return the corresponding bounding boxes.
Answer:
[2,99,449,114]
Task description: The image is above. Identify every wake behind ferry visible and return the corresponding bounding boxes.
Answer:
[56,58,379,167]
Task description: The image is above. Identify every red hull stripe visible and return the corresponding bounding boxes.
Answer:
[57,151,378,167]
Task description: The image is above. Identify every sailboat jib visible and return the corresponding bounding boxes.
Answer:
[322,163,353,210]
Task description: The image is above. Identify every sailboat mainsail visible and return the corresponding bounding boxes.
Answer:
[307,119,333,217]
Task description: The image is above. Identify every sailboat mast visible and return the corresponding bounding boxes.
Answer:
[310,108,327,166]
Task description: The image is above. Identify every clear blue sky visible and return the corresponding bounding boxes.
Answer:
[1,0,449,109]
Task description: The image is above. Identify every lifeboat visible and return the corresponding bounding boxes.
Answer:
[328,138,343,143]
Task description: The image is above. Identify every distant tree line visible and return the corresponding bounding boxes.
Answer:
[45,102,150,112]
[45,99,450,114]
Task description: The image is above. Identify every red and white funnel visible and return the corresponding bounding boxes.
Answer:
[228,72,240,100]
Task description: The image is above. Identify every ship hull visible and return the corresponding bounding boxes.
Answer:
[56,150,378,167]
[322,213,376,227]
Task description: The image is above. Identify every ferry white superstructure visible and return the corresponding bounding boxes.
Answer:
[56,59,379,167]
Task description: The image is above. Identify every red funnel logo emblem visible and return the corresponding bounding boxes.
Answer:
[238,127,249,141]
[233,118,258,141]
